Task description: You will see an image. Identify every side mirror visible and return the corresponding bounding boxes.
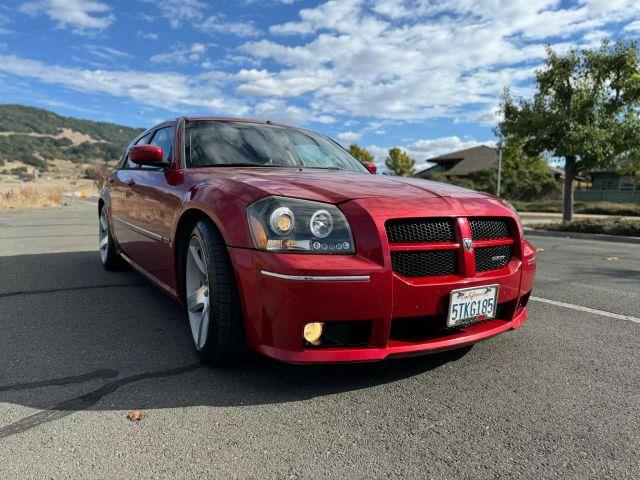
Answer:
[129,145,164,166]
[363,162,377,174]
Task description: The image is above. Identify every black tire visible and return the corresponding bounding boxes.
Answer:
[184,219,246,365]
[99,206,123,271]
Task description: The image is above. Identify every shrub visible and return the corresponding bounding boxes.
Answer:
[10,166,28,175]
[428,163,561,201]
[513,200,640,216]
[529,218,640,237]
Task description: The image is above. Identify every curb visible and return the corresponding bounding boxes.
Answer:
[524,228,640,245]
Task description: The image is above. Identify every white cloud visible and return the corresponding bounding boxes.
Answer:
[0,53,250,116]
[8,0,640,137]
[269,0,364,36]
[623,19,640,32]
[0,53,336,126]
[240,0,640,123]
[136,31,158,41]
[143,0,203,29]
[85,44,132,61]
[145,0,259,37]
[20,0,115,34]
[253,98,335,125]
[0,12,12,34]
[337,131,361,142]
[150,43,209,65]
[198,14,260,37]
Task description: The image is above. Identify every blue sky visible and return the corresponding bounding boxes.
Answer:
[0,0,638,168]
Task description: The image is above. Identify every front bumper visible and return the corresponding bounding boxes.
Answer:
[229,241,536,364]
[259,308,528,363]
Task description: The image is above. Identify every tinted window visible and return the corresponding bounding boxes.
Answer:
[123,132,152,169]
[148,126,174,164]
[186,121,366,173]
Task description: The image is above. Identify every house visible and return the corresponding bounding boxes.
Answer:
[588,169,637,191]
[415,145,497,179]
[548,166,591,189]
[574,168,639,203]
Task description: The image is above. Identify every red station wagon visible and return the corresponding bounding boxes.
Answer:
[99,118,537,364]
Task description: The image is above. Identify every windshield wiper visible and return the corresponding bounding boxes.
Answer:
[299,166,345,171]
[204,163,292,168]
[200,163,347,170]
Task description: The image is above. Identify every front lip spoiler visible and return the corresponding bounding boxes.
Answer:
[256,307,528,364]
[260,270,370,282]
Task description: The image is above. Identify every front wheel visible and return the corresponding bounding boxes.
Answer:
[184,220,245,365]
[99,206,122,270]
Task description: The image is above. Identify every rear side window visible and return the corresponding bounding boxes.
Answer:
[148,126,175,164]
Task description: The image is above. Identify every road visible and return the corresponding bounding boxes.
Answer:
[1,201,638,479]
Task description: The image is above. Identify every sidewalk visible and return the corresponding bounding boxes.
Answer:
[519,211,638,225]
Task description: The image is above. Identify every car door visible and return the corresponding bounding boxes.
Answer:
[109,132,152,253]
[124,125,182,287]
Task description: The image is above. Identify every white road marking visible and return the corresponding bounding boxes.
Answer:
[531,296,640,324]
[75,199,98,207]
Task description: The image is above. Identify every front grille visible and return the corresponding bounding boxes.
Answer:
[385,219,454,243]
[469,219,510,239]
[391,250,458,277]
[475,244,513,272]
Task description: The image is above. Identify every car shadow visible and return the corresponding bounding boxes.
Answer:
[0,251,470,419]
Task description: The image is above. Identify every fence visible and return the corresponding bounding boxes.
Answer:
[575,190,640,204]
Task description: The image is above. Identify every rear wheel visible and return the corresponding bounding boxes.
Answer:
[184,220,245,365]
[99,206,122,270]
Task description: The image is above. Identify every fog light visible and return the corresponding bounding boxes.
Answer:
[303,322,324,344]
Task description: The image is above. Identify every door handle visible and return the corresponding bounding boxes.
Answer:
[126,179,136,187]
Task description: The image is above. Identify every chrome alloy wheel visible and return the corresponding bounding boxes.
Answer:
[99,208,109,264]
[186,235,210,350]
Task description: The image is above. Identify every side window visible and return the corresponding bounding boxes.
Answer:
[148,126,175,164]
[123,132,152,169]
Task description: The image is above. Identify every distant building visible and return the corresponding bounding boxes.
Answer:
[575,168,639,204]
[415,145,497,179]
[548,166,590,189]
[588,169,637,191]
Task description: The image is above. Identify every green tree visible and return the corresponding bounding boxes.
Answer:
[499,40,640,221]
[498,139,561,200]
[385,147,416,177]
[348,144,374,163]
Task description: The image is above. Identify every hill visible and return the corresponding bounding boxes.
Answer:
[0,105,144,172]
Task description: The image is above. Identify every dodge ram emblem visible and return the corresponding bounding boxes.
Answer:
[463,238,473,251]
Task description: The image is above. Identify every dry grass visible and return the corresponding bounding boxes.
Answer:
[0,183,64,210]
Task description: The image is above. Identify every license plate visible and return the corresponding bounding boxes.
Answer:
[447,284,499,327]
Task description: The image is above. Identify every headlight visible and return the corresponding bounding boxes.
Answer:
[247,196,354,254]
[270,207,295,234]
[310,209,333,238]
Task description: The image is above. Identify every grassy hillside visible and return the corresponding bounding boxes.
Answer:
[0,105,144,171]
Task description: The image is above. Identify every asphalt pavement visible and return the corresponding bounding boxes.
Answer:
[0,200,638,479]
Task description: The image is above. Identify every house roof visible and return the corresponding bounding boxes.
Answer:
[426,145,497,176]
[549,166,590,182]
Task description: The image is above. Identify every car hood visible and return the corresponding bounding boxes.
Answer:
[193,167,489,204]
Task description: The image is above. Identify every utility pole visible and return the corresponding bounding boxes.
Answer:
[496,141,503,197]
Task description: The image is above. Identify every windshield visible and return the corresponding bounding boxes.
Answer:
[185,121,367,173]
